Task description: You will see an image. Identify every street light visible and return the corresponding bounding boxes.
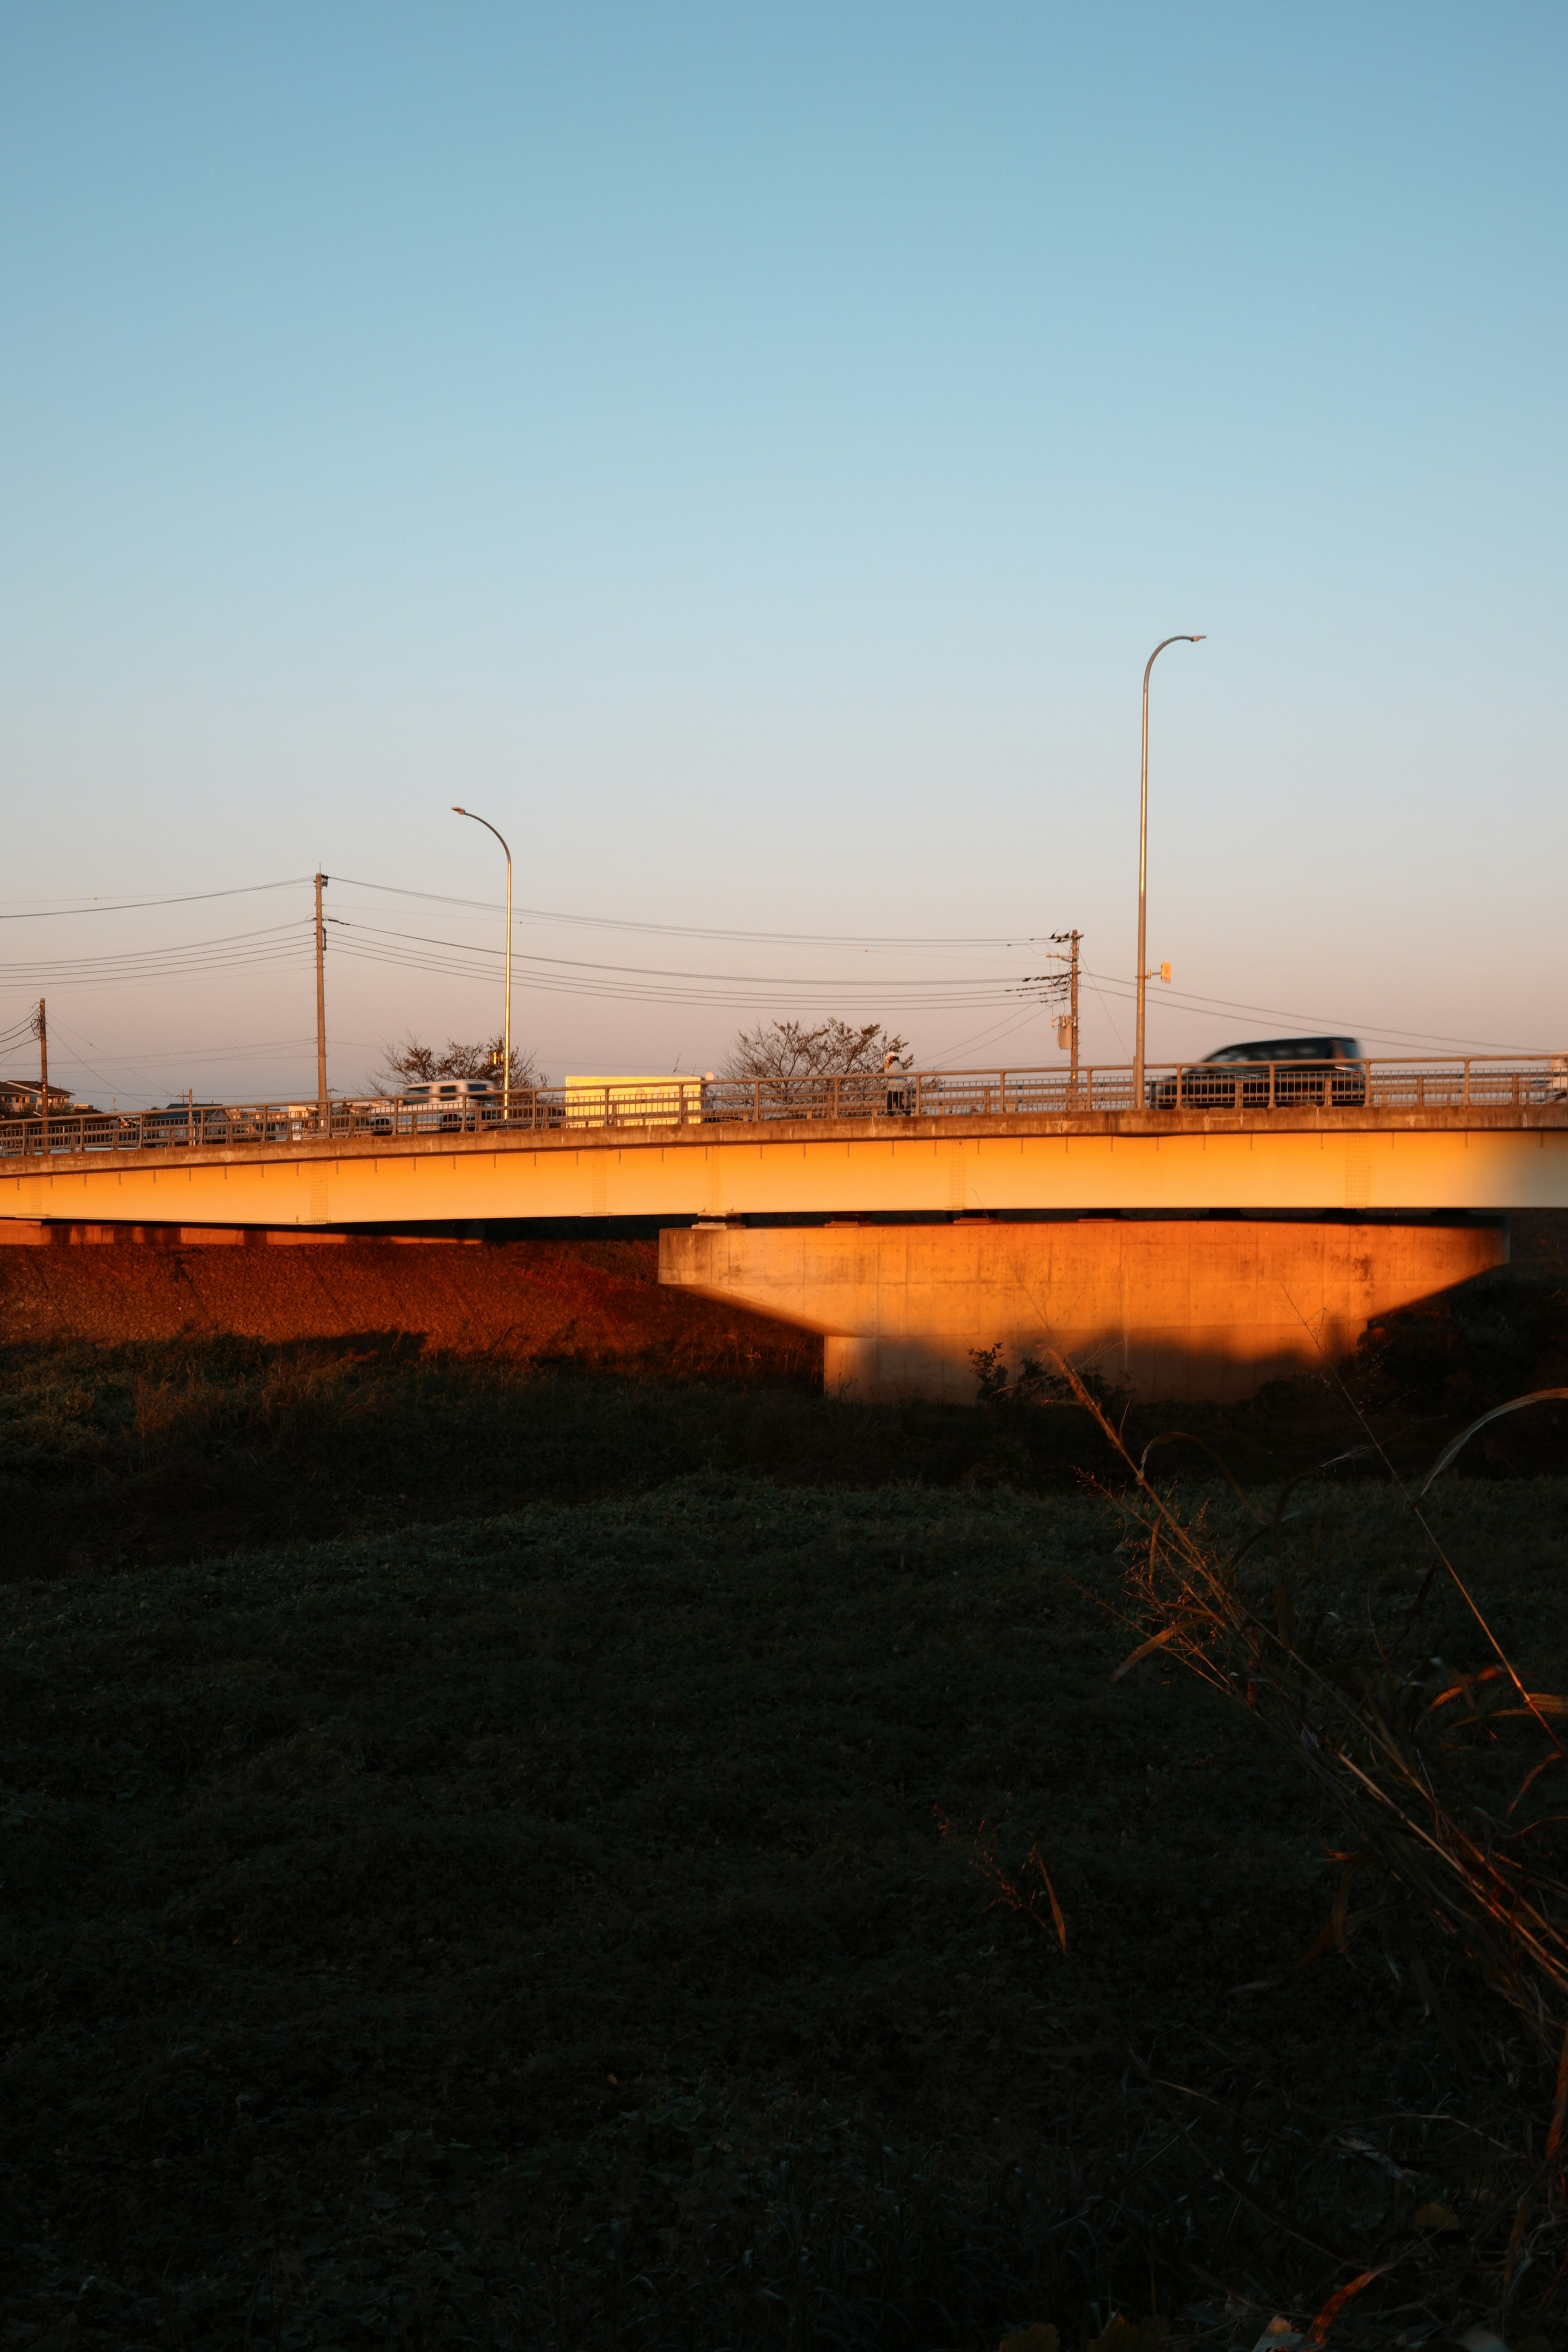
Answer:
[452,806,514,1118]
[1134,634,1205,1106]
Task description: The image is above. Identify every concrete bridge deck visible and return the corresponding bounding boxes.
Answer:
[2,1098,1566,1231]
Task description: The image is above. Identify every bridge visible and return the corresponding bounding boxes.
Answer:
[4,1056,1565,1401]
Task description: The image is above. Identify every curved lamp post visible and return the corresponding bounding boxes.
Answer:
[452,806,513,1118]
[1134,634,1205,1105]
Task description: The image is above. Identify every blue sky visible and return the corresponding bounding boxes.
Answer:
[1,3,1562,1098]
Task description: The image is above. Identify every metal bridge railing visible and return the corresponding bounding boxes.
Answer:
[2,1056,1565,1162]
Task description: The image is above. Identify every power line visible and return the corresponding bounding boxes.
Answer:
[0,879,312,922]
[330,938,1022,1010]
[40,1014,153,1101]
[44,1034,339,1067]
[41,1012,379,1103]
[0,921,314,988]
[1073,969,1543,1056]
[933,1002,1051,1060]
[328,920,1553,1046]
[0,951,310,991]
[1084,969,1129,1058]
[334,875,1047,951]
[331,919,1022,1000]
[0,867,1024,952]
[0,867,1551,1058]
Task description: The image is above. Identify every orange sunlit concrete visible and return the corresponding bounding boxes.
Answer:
[659,1217,1506,1402]
[2,1107,1559,1401]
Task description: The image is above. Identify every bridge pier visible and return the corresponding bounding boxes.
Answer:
[658,1216,1507,1403]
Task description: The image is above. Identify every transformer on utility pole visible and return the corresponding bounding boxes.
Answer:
[1022,934,1082,1095]
[1049,931,1081,1094]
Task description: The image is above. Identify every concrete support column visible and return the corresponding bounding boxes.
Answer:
[660,1217,1507,1404]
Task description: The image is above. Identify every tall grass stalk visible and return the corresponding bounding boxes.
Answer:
[1034,1348,1568,2329]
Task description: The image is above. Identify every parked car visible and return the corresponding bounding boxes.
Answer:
[401,1078,497,1132]
[1148,1036,1368,1109]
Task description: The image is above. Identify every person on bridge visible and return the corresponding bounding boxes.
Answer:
[884,1051,911,1117]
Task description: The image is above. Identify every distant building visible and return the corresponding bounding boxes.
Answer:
[0,1077,73,1118]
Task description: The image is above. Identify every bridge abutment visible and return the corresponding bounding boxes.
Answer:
[658,1216,1506,1403]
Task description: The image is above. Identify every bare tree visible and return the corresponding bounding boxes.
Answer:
[723,1019,911,1082]
[372,1034,539,1094]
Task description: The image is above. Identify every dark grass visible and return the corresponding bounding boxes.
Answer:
[6,1463,1568,2347]
[3,1271,1568,1582]
[4,1281,1568,2345]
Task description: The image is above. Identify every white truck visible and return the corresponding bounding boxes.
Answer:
[564,1074,706,1128]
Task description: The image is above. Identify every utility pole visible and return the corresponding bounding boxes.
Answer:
[314,874,329,1129]
[32,996,49,1141]
[1050,931,1081,1094]
[1024,935,1082,1093]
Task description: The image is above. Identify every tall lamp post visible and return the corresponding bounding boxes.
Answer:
[452,806,514,1118]
[1134,634,1205,1105]
[314,874,329,1129]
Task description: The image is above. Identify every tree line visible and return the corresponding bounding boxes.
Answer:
[371,1018,910,1095]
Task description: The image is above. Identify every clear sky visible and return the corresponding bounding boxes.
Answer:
[1,2,1563,1101]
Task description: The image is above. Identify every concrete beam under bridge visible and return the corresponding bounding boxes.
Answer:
[657,1217,1507,1403]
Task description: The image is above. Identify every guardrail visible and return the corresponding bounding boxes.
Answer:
[3,1056,1566,1163]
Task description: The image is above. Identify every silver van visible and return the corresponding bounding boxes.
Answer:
[401,1078,495,1132]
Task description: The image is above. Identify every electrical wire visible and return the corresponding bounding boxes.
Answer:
[0,879,313,921]
[3,950,312,991]
[325,920,1551,1048]
[41,1013,378,1105]
[328,920,1023,1004]
[932,1002,1051,1060]
[0,922,315,988]
[336,897,1550,1054]
[45,1033,339,1068]
[1072,969,1542,1056]
[330,940,1023,1010]
[334,875,1047,951]
[2,867,1550,1060]
[1084,968,1129,1058]
[39,1014,158,1101]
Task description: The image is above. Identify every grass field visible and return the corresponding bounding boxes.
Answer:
[5,1376,1568,2347]
[3,1261,1567,1584]
[4,1277,1567,2347]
